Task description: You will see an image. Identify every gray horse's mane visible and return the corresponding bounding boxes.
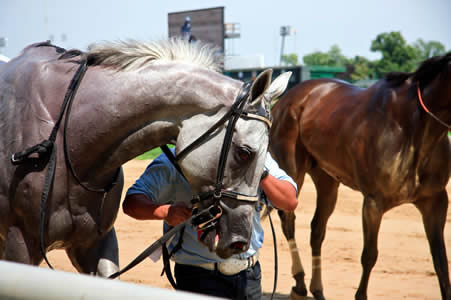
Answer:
[86,38,222,72]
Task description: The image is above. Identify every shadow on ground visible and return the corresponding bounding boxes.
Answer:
[262,292,315,299]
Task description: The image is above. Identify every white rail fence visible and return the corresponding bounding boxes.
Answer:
[0,260,218,300]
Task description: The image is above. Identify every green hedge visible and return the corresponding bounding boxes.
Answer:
[136,145,174,160]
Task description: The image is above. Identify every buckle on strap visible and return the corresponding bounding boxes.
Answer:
[10,153,20,164]
[11,140,54,165]
[191,205,222,229]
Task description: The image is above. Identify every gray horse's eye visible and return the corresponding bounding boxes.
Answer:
[236,146,252,162]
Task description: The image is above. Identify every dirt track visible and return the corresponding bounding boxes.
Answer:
[41,159,451,299]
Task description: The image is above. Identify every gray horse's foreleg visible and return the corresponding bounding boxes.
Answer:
[2,226,42,265]
[66,227,119,277]
[96,227,120,277]
[355,197,383,300]
[415,191,451,300]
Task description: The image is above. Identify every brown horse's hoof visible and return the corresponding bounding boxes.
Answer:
[290,288,313,300]
[312,290,325,300]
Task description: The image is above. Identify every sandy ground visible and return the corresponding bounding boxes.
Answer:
[41,159,451,299]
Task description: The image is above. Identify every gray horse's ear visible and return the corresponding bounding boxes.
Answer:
[249,69,273,102]
[248,71,292,109]
[261,71,292,103]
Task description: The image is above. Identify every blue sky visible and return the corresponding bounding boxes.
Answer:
[1,0,450,66]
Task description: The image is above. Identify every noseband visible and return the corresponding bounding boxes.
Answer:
[162,81,272,207]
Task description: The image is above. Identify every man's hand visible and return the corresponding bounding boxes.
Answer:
[164,205,192,226]
[122,194,192,224]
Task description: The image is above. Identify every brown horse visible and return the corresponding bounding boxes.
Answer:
[270,52,451,300]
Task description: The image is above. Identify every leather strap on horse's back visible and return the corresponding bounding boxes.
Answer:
[11,51,124,269]
[38,143,58,269]
[11,55,88,166]
[10,55,89,269]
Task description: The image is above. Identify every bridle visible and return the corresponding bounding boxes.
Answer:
[417,82,451,129]
[162,81,272,204]
[160,81,272,239]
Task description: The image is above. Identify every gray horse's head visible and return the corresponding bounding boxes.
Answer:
[177,70,291,258]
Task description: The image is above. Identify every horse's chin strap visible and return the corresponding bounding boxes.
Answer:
[417,82,451,130]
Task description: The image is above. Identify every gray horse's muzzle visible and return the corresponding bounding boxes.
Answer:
[195,198,254,258]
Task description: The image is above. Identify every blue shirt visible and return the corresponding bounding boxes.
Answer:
[126,150,297,265]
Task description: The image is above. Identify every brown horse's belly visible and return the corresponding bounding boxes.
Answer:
[315,159,359,190]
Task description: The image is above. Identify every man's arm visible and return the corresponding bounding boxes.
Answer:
[260,174,298,211]
[123,194,191,226]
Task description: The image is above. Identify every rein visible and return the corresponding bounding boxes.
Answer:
[417,82,451,129]
[11,54,121,269]
[108,204,221,279]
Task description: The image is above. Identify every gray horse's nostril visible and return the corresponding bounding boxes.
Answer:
[230,241,247,251]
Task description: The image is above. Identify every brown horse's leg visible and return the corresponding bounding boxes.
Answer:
[273,150,310,299]
[308,168,339,300]
[355,197,383,300]
[2,226,42,265]
[278,209,308,299]
[415,191,451,300]
[66,227,119,277]
[270,113,315,299]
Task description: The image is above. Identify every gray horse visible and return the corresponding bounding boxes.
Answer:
[0,39,290,276]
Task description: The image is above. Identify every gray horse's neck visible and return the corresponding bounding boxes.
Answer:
[68,62,240,183]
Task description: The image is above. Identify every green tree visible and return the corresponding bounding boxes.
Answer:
[349,56,374,81]
[281,53,299,66]
[303,51,332,65]
[413,38,446,61]
[303,44,348,66]
[300,32,447,82]
[328,44,349,66]
[370,31,419,76]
